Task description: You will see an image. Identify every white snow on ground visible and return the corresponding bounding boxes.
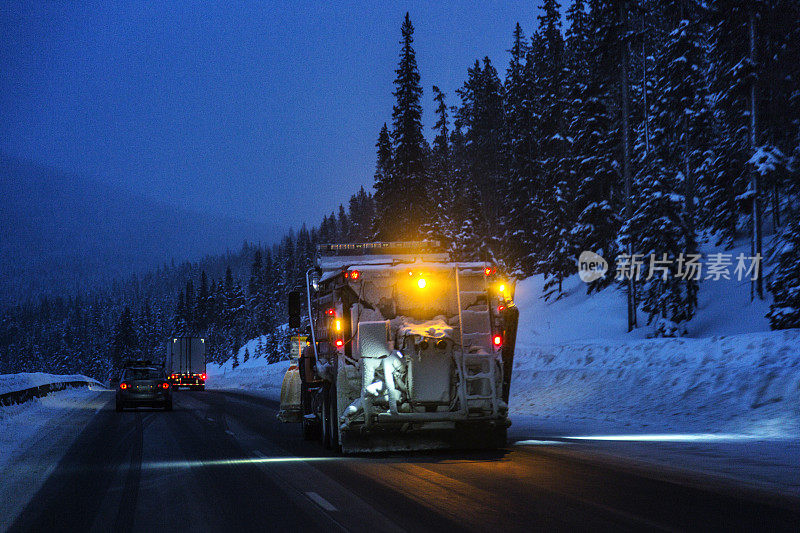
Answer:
[0,372,100,395]
[206,336,291,398]
[209,240,799,493]
[0,385,108,531]
[0,386,101,470]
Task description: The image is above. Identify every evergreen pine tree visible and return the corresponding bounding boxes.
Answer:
[112,306,137,367]
[374,13,427,239]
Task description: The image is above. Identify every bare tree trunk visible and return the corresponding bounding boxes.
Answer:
[684,112,695,317]
[642,15,650,156]
[772,184,780,229]
[621,0,636,330]
[749,10,763,300]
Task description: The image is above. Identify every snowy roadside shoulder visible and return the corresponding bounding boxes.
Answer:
[0,372,101,396]
[510,329,800,436]
[0,385,109,531]
[508,329,800,496]
[205,336,291,402]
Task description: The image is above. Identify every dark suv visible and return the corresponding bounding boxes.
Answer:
[116,366,173,411]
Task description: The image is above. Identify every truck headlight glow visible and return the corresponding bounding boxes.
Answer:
[417,277,427,289]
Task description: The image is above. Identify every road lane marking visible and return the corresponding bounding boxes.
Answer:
[306,491,337,512]
[206,417,215,422]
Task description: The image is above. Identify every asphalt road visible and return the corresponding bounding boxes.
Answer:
[8,390,800,532]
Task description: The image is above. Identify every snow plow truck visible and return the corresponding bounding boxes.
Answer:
[278,241,519,453]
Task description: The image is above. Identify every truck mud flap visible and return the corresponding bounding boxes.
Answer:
[278,366,302,423]
[500,306,520,404]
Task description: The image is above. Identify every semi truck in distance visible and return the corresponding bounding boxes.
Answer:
[166,337,207,390]
[278,241,519,453]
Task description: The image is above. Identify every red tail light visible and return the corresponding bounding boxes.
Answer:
[162,382,170,389]
[498,304,506,312]
[201,373,207,381]
[346,269,361,280]
[484,266,495,276]
[119,382,128,390]
[325,308,336,317]
[493,335,503,348]
[335,339,344,348]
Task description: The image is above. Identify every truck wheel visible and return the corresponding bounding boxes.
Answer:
[328,381,340,453]
[302,417,318,440]
[492,426,507,448]
[321,383,332,450]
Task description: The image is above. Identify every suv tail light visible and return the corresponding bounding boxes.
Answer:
[161,382,170,389]
[119,382,128,390]
[200,373,207,381]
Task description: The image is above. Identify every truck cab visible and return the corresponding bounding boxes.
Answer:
[279,242,519,453]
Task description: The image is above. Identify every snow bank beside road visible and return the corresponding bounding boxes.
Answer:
[0,372,100,396]
[0,386,107,531]
[510,329,800,437]
[206,335,290,398]
[0,387,101,470]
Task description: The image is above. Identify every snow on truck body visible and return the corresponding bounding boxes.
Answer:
[279,242,519,453]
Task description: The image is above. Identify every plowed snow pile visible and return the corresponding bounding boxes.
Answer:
[510,330,800,437]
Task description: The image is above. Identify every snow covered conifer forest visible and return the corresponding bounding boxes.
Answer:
[1,0,799,379]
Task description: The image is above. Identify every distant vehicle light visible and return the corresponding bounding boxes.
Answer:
[119,383,128,390]
[325,308,336,317]
[417,278,427,289]
[498,304,506,312]
[348,270,361,280]
[493,335,503,347]
[162,382,169,389]
[335,319,342,332]
[201,373,207,380]
[484,267,495,276]
[335,339,344,348]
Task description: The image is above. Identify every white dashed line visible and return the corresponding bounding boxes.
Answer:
[306,491,337,512]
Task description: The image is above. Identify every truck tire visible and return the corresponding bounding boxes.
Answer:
[302,417,317,440]
[493,426,508,448]
[328,381,340,453]
[321,383,332,450]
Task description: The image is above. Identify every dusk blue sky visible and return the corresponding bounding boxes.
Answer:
[2,1,545,232]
